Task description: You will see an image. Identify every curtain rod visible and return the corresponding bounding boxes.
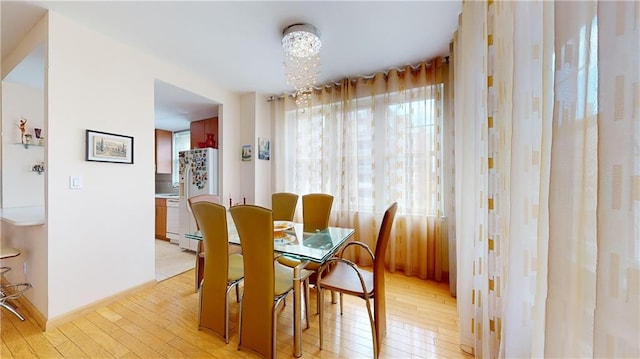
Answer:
[267,57,446,102]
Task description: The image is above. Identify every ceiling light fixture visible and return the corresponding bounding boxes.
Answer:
[282,23,321,107]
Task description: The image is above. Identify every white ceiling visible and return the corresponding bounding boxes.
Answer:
[1,1,461,131]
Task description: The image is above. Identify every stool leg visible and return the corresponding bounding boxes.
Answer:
[1,283,32,321]
[1,302,26,321]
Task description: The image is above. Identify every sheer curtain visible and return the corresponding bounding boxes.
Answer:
[453,0,639,357]
[273,61,449,279]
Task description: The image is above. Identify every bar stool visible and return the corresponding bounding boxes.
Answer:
[1,247,32,321]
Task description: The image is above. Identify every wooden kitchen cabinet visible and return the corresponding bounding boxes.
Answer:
[190,117,218,149]
[155,129,172,174]
[155,198,167,240]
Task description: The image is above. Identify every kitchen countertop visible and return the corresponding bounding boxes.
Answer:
[156,193,179,199]
[0,206,45,226]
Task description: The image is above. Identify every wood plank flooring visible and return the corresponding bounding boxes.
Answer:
[1,269,469,358]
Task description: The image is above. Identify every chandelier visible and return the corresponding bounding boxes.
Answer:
[282,23,321,107]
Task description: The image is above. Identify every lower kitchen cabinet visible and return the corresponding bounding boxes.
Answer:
[155,198,167,240]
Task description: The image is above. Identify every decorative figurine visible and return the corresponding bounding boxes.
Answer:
[32,162,45,175]
[18,117,27,144]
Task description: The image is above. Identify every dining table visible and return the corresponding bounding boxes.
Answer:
[185,216,355,358]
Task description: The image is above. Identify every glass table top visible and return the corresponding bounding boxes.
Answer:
[185,220,355,264]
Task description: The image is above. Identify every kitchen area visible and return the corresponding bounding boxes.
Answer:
[153,80,221,280]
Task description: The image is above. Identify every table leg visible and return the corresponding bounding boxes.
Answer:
[293,263,303,358]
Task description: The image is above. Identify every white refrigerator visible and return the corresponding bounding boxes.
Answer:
[178,148,218,251]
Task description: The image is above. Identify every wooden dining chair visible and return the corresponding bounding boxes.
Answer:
[316,202,398,359]
[278,193,334,312]
[188,194,242,292]
[190,200,245,344]
[301,193,334,232]
[230,205,312,358]
[271,192,298,221]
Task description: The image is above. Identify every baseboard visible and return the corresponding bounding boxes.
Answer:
[44,280,157,331]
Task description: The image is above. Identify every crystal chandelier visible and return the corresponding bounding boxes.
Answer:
[282,23,321,107]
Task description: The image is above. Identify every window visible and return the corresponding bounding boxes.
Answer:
[282,83,443,216]
[172,131,190,184]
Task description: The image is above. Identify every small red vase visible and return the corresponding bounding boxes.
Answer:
[205,133,215,148]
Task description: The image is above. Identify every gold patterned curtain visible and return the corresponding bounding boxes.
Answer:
[273,60,449,280]
[453,0,639,357]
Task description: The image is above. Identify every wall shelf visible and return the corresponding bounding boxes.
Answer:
[14,142,44,149]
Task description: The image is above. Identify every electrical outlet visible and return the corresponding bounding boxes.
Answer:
[23,261,28,274]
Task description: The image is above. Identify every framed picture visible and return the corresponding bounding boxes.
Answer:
[86,129,134,164]
[258,137,270,160]
[242,144,252,161]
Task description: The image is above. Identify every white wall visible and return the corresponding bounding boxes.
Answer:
[46,11,155,318]
[254,93,271,207]
[239,93,256,204]
[1,82,45,208]
[238,93,272,208]
[42,11,242,320]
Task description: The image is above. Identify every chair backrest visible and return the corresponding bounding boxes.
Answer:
[271,192,298,221]
[302,193,334,232]
[229,205,275,358]
[372,202,398,352]
[373,202,398,270]
[188,194,221,230]
[189,200,230,336]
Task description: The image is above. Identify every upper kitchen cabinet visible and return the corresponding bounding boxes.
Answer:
[155,129,172,174]
[190,117,218,149]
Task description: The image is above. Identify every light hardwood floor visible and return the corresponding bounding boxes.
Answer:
[1,269,468,358]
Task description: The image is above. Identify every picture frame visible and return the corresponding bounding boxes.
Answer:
[242,144,252,161]
[85,129,134,164]
[258,137,270,160]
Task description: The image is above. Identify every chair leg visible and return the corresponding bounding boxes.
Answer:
[365,298,378,359]
[319,287,325,350]
[304,278,310,329]
[272,306,278,359]
[339,292,343,315]
[224,289,230,344]
[227,282,243,345]
[237,299,243,350]
[195,254,203,293]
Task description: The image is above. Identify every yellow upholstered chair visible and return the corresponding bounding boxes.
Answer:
[189,194,242,292]
[190,200,244,344]
[271,192,298,221]
[230,205,311,358]
[316,202,398,359]
[279,193,334,312]
[301,193,334,232]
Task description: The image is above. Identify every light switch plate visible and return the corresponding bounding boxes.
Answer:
[69,176,82,189]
